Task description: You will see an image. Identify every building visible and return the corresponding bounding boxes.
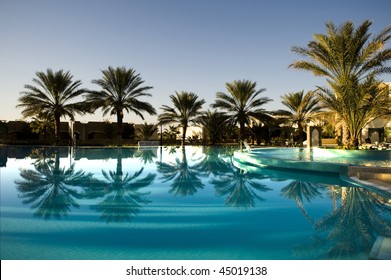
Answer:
[0,120,137,146]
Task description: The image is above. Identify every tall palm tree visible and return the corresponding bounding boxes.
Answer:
[84,66,156,143]
[277,90,323,146]
[290,20,391,149]
[17,69,87,145]
[158,91,205,145]
[211,79,272,142]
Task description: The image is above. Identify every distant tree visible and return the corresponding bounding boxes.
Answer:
[163,125,179,141]
[29,117,54,140]
[17,69,87,145]
[197,110,229,145]
[211,80,272,141]
[158,91,205,145]
[290,20,391,149]
[276,90,323,146]
[136,122,158,140]
[84,66,156,144]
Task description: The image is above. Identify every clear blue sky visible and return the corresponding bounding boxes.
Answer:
[1,0,390,124]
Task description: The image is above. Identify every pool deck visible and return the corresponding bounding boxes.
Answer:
[348,166,391,195]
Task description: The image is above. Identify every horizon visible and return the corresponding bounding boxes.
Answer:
[1,0,390,124]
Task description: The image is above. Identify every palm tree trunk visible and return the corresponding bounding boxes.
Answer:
[54,115,61,146]
[182,124,187,146]
[342,122,349,147]
[239,122,245,141]
[298,124,304,147]
[117,111,123,146]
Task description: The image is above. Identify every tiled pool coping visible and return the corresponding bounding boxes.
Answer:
[233,151,391,197]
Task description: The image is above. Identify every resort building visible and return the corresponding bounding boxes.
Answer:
[362,82,391,143]
[0,120,138,146]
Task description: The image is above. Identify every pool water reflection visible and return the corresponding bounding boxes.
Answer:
[0,146,390,259]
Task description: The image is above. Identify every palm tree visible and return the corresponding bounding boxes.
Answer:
[29,116,54,142]
[277,90,323,146]
[17,69,87,145]
[197,110,229,145]
[136,122,158,140]
[290,20,391,149]
[211,79,272,142]
[158,91,205,145]
[162,125,179,142]
[318,78,391,148]
[84,66,156,143]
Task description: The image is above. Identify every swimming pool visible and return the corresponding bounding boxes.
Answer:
[1,146,390,260]
[250,147,391,167]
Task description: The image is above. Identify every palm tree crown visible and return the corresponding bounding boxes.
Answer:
[278,90,323,145]
[136,122,158,141]
[291,20,391,81]
[290,20,391,148]
[17,69,87,145]
[84,66,156,142]
[211,79,272,141]
[158,91,205,145]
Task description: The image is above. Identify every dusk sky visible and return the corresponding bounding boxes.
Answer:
[1,0,390,124]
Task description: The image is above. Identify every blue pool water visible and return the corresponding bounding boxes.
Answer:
[1,146,390,260]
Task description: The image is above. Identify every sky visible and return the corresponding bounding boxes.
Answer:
[1,0,390,125]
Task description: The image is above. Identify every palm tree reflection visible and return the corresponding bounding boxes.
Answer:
[15,149,102,219]
[193,146,232,176]
[88,149,156,222]
[211,166,272,209]
[316,187,391,258]
[134,148,157,164]
[295,186,391,259]
[157,146,203,196]
[281,180,325,224]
